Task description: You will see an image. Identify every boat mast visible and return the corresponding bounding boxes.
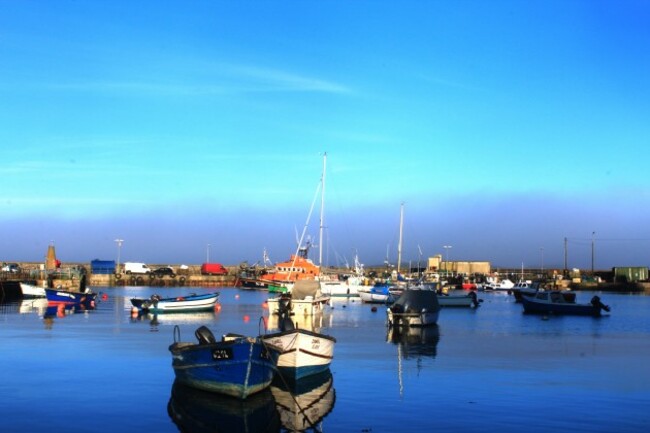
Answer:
[319,152,327,267]
[397,202,404,274]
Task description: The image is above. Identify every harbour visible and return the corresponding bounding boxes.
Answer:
[1,286,649,432]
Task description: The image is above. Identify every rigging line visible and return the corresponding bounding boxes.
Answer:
[288,178,322,280]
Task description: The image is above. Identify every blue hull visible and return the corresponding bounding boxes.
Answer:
[45,288,97,305]
[169,336,279,399]
[522,297,604,317]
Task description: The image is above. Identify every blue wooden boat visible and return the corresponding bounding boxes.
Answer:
[45,288,97,306]
[169,325,280,400]
[131,292,219,313]
[521,291,610,317]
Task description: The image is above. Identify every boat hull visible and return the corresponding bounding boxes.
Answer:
[45,288,96,306]
[267,296,329,317]
[169,336,279,400]
[521,296,605,317]
[387,309,440,327]
[131,293,219,313]
[262,329,336,381]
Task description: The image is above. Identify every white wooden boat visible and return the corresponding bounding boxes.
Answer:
[131,292,219,313]
[263,295,335,381]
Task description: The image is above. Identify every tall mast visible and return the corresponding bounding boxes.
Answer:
[397,202,404,274]
[319,152,327,267]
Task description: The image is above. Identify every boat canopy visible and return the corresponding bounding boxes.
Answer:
[393,290,440,313]
[291,280,322,300]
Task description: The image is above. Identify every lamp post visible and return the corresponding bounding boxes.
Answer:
[591,231,595,274]
[443,245,452,277]
[206,243,211,263]
[540,247,544,275]
[114,239,123,273]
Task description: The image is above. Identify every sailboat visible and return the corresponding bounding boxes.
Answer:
[267,153,331,312]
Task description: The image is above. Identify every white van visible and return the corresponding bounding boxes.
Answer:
[124,262,152,274]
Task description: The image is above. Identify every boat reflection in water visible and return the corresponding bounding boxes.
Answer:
[130,311,216,329]
[270,369,335,432]
[387,324,441,359]
[20,298,48,315]
[167,380,281,433]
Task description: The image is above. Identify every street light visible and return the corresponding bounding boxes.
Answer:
[443,245,452,277]
[540,247,544,275]
[114,239,124,272]
[591,231,596,274]
[206,243,210,263]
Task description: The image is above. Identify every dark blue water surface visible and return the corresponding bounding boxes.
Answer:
[1,287,649,432]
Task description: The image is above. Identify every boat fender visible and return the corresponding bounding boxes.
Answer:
[176,297,185,301]
[179,276,186,286]
[114,273,122,280]
[195,326,216,345]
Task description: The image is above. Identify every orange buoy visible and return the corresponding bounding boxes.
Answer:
[101,294,108,301]
[262,302,268,309]
[243,315,250,323]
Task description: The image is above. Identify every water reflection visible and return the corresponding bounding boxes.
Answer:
[266,310,327,333]
[19,298,48,315]
[130,311,217,331]
[387,325,441,359]
[271,369,335,432]
[168,380,281,433]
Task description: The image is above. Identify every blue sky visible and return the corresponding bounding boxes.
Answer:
[1,1,649,271]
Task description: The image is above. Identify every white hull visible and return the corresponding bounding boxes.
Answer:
[263,329,335,373]
[437,294,475,307]
[19,282,46,298]
[358,289,391,303]
[320,281,361,297]
[267,296,330,317]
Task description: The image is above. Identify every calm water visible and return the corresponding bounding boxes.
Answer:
[1,287,649,432]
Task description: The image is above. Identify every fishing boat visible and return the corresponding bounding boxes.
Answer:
[130,292,219,313]
[168,325,280,399]
[19,282,46,298]
[358,283,393,304]
[387,289,441,327]
[270,369,335,432]
[45,287,97,306]
[262,294,335,381]
[259,251,320,294]
[267,280,330,317]
[168,380,281,433]
[437,290,481,308]
[521,291,610,317]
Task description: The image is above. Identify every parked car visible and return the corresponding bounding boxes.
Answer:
[201,263,228,276]
[152,266,176,278]
[124,262,152,274]
[1,263,21,273]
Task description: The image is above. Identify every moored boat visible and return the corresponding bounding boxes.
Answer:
[262,295,335,381]
[358,284,393,304]
[168,325,280,399]
[437,290,481,308]
[130,292,219,313]
[45,288,97,306]
[521,291,610,317]
[267,280,330,317]
[387,289,441,327]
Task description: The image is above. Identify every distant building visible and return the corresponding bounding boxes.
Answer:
[427,255,491,275]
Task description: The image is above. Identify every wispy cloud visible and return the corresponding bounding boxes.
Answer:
[38,62,351,97]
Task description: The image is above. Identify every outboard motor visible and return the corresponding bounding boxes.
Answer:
[195,325,217,345]
[469,291,480,308]
[590,295,611,313]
